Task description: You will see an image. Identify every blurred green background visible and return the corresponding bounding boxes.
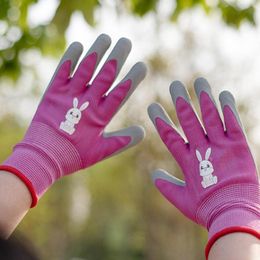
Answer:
[1,0,260,259]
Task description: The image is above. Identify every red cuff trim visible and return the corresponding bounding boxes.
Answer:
[0,165,38,207]
[205,227,260,259]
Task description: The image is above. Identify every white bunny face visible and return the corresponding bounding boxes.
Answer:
[66,107,82,124]
[199,160,214,176]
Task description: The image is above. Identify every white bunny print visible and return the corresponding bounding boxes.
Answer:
[196,148,218,188]
[60,97,89,135]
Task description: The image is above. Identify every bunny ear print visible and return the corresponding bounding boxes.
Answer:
[73,97,78,108]
[79,101,89,111]
[196,150,202,162]
[205,147,211,160]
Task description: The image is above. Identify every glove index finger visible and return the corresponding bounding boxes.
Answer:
[43,42,83,99]
[148,102,174,128]
[53,41,83,79]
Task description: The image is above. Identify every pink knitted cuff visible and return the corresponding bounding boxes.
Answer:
[1,122,82,199]
[196,183,260,259]
[196,183,260,234]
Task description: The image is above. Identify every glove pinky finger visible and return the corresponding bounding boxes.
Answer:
[148,103,188,167]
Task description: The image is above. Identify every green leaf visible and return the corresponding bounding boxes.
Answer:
[50,0,74,35]
[171,0,205,21]
[218,1,256,27]
[81,0,100,26]
[19,0,39,29]
[129,0,159,16]
[0,0,10,19]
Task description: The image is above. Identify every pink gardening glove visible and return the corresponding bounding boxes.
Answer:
[0,34,146,206]
[148,78,260,258]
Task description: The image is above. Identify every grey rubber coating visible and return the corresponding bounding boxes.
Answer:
[58,42,83,73]
[115,61,147,110]
[152,169,185,186]
[40,41,83,102]
[103,125,145,157]
[85,33,112,68]
[169,80,190,106]
[147,102,174,127]
[219,90,243,129]
[60,41,84,73]
[48,41,83,87]
[194,77,216,105]
[105,37,132,76]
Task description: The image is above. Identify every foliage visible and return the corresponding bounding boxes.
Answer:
[0,0,258,80]
[171,0,256,27]
[218,1,256,26]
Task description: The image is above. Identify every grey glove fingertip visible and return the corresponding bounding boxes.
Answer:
[219,90,242,128]
[53,41,83,77]
[116,61,147,109]
[45,41,83,96]
[106,37,132,76]
[86,33,112,65]
[170,80,190,106]
[194,77,216,105]
[148,103,173,127]
[64,42,84,71]
[125,61,147,87]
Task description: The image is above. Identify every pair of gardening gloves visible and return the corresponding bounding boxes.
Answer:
[0,34,259,258]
